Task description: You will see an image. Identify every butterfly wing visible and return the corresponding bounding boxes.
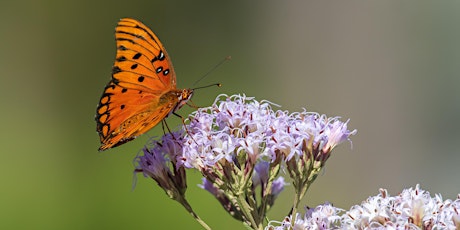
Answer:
[96,82,179,151]
[112,18,176,91]
[96,18,178,151]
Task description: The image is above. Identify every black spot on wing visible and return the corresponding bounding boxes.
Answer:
[112,66,122,74]
[133,52,142,60]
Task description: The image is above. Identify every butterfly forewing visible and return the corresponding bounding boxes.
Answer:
[114,18,176,92]
[95,18,186,151]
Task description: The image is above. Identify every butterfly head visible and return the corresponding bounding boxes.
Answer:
[176,88,194,111]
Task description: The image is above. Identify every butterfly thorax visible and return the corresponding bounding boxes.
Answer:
[161,88,194,117]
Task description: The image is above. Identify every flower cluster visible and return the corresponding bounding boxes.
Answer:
[181,94,355,228]
[266,185,460,230]
[266,202,344,230]
[135,94,356,230]
[181,94,356,169]
[135,131,211,229]
[135,131,186,200]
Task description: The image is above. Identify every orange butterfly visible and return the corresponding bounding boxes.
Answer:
[95,18,193,151]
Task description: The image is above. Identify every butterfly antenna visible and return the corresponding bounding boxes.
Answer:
[192,83,222,91]
[192,56,231,86]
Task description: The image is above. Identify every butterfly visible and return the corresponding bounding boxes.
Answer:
[95,18,193,151]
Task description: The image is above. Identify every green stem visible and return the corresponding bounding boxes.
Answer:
[178,196,212,230]
[235,193,262,230]
[291,180,312,224]
[290,184,301,222]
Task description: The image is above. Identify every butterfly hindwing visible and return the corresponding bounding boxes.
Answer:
[96,81,179,151]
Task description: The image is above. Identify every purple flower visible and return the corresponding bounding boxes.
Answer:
[199,177,220,196]
[266,203,343,230]
[271,177,286,197]
[135,131,186,199]
[179,94,355,228]
[253,161,270,185]
[344,185,460,229]
[199,178,243,221]
[266,185,460,230]
[181,94,356,170]
[136,94,356,230]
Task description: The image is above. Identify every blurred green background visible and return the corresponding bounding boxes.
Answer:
[2,0,460,229]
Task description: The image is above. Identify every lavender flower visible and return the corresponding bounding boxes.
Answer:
[131,94,458,230]
[343,185,460,229]
[135,131,186,200]
[181,94,356,170]
[135,132,212,230]
[266,202,344,230]
[199,178,243,221]
[266,185,460,230]
[180,94,356,228]
[135,94,356,230]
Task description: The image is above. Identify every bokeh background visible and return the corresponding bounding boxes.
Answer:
[2,1,460,229]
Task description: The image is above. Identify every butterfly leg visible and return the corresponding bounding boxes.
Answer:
[186,100,200,109]
[172,112,198,145]
[161,119,169,135]
[162,119,181,142]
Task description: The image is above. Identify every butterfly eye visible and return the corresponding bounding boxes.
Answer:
[182,89,193,100]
